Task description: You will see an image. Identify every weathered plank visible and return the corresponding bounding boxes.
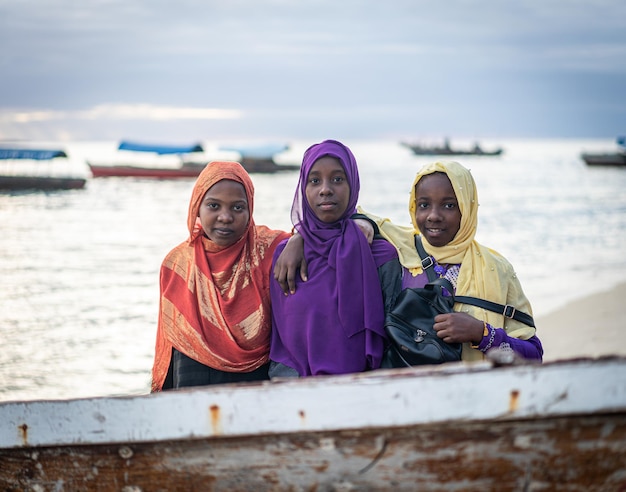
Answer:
[1,358,625,491]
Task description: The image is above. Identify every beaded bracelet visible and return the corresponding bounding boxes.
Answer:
[482,324,496,352]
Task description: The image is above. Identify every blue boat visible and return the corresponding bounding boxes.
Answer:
[0,148,87,191]
[117,141,204,155]
[89,141,298,178]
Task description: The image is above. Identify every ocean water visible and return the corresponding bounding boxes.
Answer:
[1,138,625,403]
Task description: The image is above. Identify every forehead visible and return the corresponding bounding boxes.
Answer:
[416,172,454,195]
[204,179,247,201]
[308,156,344,174]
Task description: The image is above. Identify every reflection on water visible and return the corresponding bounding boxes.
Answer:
[1,138,625,402]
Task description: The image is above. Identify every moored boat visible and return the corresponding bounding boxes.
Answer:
[218,143,300,173]
[581,136,626,167]
[87,141,206,178]
[88,141,300,178]
[1,356,625,490]
[0,148,87,191]
[401,139,504,157]
[581,152,626,167]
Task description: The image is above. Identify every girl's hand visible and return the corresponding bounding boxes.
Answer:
[433,312,485,345]
[273,233,307,295]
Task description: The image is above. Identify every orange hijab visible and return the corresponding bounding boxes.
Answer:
[151,161,289,391]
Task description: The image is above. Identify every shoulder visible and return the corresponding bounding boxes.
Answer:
[254,225,290,242]
[253,225,290,258]
[478,244,516,272]
[476,244,525,291]
[161,240,193,272]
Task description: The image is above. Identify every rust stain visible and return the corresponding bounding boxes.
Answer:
[19,423,28,446]
[210,404,222,435]
[509,389,520,413]
[299,410,306,427]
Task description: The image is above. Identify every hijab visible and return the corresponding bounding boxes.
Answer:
[270,140,392,375]
[151,161,289,391]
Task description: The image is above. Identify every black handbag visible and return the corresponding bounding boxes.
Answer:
[381,277,462,368]
[380,236,535,369]
[414,236,535,328]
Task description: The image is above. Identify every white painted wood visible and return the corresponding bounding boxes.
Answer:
[1,357,625,449]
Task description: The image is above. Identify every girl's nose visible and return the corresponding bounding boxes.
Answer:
[218,210,233,223]
[320,180,333,195]
[427,207,442,221]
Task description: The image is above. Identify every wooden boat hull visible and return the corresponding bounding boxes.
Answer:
[88,163,204,178]
[88,159,299,178]
[2,414,624,491]
[0,175,86,191]
[581,152,626,167]
[1,357,625,491]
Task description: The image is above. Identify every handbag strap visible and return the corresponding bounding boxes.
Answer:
[413,235,535,327]
[454,296,535,327]
[414,235,438,282]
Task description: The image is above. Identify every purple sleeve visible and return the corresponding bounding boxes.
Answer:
[370,238,398,267]
[476,324,543,361]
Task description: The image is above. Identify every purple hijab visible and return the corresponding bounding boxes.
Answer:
[270,139,391,376]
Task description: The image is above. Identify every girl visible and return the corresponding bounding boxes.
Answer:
[363,160,543,361]
[151,161,291,391]
[268,140,399,377]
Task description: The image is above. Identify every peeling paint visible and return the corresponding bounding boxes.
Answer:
[118,446,133,460]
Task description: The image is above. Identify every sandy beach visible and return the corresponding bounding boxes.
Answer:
[536,281,626,362]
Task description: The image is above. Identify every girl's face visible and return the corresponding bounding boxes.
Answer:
[413,172,461,247]
[198,179,250,247]
[305,156,350,223]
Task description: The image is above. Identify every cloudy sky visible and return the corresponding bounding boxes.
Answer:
[0,0,624,142]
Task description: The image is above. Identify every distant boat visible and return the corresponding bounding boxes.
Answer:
[87,141,206,178]
[218,143,300,173]
[0,148,87,191]
[581,136,626,167]
[401,139,504,157]
[1,356,625,490]
[88,141,299,178]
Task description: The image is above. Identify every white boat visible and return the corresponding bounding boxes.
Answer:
[0,148,88,191]
[1,355,625,490]
[88,141,299,177]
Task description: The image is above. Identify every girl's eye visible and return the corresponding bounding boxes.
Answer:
[309,178,320,185]
[333,176,344,183]
[444,203,457,209]
[233,205,245,212]
[207,202,219,209]
[418,202,428,209]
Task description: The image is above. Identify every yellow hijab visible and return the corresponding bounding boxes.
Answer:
[359,161,535,358]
